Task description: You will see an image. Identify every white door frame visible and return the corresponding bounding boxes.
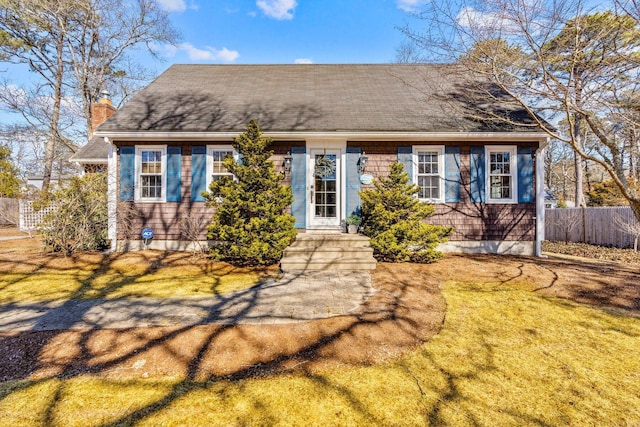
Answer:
[306,140,346,230]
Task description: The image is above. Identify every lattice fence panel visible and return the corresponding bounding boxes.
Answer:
[19,200,58,231]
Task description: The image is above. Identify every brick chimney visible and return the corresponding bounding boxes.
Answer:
[90,90,117,136]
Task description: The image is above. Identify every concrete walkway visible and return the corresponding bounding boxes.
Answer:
[0,235,30,241]
[0,271,374,332]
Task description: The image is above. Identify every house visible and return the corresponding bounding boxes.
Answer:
[69,90,117,173]
[545,189,558,209]
[26,173,75,190]
[93,64,549,255]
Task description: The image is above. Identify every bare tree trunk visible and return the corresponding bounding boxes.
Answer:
[633,128,640,180]
[42,30,65,192]
[573,115,586,207]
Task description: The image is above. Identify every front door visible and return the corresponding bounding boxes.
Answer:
[308,149,341,228]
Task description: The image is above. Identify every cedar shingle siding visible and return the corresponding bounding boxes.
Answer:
[117,141,536,242]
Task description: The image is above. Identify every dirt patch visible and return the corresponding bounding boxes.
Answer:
[1,253,638,383]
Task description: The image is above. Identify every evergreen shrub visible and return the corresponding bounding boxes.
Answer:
[205,121,297,265]
[360,163,453,263]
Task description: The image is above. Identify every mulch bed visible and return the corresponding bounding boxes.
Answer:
[543,240,640,265]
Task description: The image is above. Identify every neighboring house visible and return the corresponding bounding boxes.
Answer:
[545,189,558,209]
[26,174,75,190]
[93,64,549,255]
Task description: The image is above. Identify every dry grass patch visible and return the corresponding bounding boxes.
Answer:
[1,258,639,426]
[0,246,278,303]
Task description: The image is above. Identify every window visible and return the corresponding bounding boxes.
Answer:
[206,145,236,188]
[413,146,445,202]
[486,145,517,204]
[135,146,166,201]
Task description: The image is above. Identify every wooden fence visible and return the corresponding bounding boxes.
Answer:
[545,207,639,248]
[0,198,19,225]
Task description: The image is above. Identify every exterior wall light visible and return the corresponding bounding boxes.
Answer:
[359,152,368,173]
[283,151,292,174]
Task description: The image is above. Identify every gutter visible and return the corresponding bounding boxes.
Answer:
[94,130,550,143]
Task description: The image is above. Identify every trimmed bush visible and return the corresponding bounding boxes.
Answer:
[360,162,452,263]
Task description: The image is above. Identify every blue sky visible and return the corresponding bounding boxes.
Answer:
[153,0,425,65]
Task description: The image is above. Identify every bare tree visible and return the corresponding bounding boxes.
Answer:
[0,0,178,190]
[549,209,583,244]
[180,215,208,258]
[401,0,640,223]
[58,0,178,135]
[614,211,640,250]
[394,40,426,64]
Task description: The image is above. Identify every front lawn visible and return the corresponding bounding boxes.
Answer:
[0,239,278,302]
[0,257,638,426]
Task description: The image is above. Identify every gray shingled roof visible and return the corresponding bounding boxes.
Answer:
[98,64,541,134]
[69,135,109,163]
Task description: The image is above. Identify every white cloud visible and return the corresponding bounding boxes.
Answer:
[294,58,313,64]
[456,7,520,34]
[256,0,297,20]
[175,43,239,62]
[396,0,427,13]
[156,0,198,13]
[157,0,186,12]
[157,42,239,62]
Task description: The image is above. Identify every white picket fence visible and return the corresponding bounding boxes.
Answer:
[545,207,639,248]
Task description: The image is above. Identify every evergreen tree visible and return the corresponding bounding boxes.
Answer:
[360,163,452,263]
[205,120,297,265]
[0,144,20,198]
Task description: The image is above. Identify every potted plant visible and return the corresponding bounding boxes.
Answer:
[345,214,361,234]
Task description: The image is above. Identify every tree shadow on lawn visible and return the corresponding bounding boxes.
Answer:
[0,254,638,425]
[0,256,447,424]
[426,254,640,316]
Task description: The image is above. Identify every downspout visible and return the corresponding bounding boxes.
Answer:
[535,140,549,257]
[106,137,118,253]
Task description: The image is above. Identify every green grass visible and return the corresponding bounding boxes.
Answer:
[1,279,638,426]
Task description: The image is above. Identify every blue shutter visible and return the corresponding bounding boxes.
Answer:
[445,146,461,203]
[398,146,413,181]
[291,146,306,229]
[470,146,486,203]
[518,146,534,203]
[166,146,181,202]
[346,147,361,216]
[119,146,134,201]
[191,146,207,202]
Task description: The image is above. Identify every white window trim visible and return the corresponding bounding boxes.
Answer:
[413,145,445,203]
[206,145,238,190]
[135,145,167,202]
[485,145,518,204]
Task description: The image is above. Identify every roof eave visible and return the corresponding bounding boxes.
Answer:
[95,130,550,143]
[68,158,108,164]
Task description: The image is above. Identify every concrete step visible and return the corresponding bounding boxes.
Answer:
[288,234,371,248]
[280,258,377,272]
[280,233,377,273]
[283,247,374,261]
